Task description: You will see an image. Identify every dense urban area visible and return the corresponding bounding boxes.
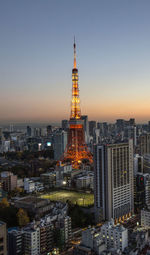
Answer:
[0,118,150,254]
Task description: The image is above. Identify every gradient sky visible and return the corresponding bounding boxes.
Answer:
[1,0,150,123]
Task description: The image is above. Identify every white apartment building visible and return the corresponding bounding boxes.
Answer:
[23,227,40,255]
[24,178,35,193]
[141,209,150,227]
[76,175,93,190]
[101,220,128,252]
[82,227,106,255]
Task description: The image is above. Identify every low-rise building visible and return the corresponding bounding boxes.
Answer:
[24,178,35,193]
[14,196,53,219]
[76,175,93,190]
[40,172,56,189]
[101,220,128,252]
[81,227,106,255]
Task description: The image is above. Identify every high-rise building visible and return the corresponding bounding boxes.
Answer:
[23,226,40,255]
[55,216,72,248]
[26,126,32,137]
[53,130,67,160]
[81,115,89,143]
[140,133,150,155]
[62,39,93,168]
[61,120,68,131]
[8,229,23,255]
[47,125,52,136]
[143,154,150,174]
[134,173,150,212]
[0,221,7,255]
[148,121,150,132]
[89,121,96,137]
[94,140,134,223]
[134,154,143,174]
[116,119,124,132]
[0,128,3,138]
[40,223,54,255]
[129,118,135,126]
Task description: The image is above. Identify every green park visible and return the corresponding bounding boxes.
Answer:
[41,190,94,207]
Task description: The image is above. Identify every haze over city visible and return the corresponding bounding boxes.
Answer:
[1,0,150,123]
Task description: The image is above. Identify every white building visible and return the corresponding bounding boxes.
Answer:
[101,220,128,252]
[76,175,93,190]
[23,226,40,255]
[82,227,106,255]
[24,178,35,193]
[141,209,150,227]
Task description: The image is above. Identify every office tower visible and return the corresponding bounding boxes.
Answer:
[134,173,146,212]
[8,229,23,255]
[10,124,14,132]
[89,121,96,137]
[47,125,52,136]
[0,128,2,138]
[0,221,7,255]
[26,126,32,137]
[33,128,41,137]
[94,140,134,223]
[134,173,150,212]
[133,125,137,147]
[148,121,150,132]
[143,155,150,174]
[81,115,89,143]
[53,130,67,160]
[134,154,143,174]
[116,119,124,132]
[140,133,150,155]
[61,120,68,131]
[102,122,108,137]
[129,118,135,126]
[62,39,93,168]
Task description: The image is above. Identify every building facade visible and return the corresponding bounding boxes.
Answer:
[94,140,134,222]
[0,221,7,255]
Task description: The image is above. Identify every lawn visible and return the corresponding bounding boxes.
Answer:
[41,190,94,207]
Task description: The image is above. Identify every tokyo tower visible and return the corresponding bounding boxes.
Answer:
[62,39,93,169]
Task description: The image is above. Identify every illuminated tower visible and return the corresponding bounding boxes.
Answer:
[62,39,93,168]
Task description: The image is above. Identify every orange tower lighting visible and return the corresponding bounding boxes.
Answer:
[62,38,93,169]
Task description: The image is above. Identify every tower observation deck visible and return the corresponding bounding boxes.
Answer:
[62,39,93,169]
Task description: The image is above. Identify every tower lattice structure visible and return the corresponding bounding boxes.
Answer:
[62,39,93,169]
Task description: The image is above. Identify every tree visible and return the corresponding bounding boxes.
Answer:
[0,198,9,208]
[17,208,29,227]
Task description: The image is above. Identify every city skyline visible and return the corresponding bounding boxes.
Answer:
[1,1,150,123]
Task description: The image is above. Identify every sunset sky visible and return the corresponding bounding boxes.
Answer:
[1,0,150,123]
